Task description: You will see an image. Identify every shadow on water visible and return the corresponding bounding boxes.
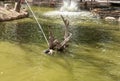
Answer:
[71,26,114,45]
[0,20,48,43]
[0,19,64,44]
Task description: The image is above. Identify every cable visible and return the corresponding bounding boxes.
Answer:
[25,0,49,46]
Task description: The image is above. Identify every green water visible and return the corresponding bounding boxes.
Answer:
[0,6,120,81]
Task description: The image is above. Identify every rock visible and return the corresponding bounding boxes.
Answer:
[118,17,120,22]
[105,16,116,21]
[4,4,13,10]
[0,7,28,22]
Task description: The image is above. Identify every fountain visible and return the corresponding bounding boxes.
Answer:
[60,0,78,12]
[44,0,95,19]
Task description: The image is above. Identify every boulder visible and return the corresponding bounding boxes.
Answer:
[105,16,116,21]
[118,17,120,22]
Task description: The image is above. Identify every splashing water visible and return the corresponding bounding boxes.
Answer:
[44,0,96,19]
[60,0,78,12]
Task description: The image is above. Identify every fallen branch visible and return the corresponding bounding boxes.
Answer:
[44,15,72,54]
[61,15,69,39]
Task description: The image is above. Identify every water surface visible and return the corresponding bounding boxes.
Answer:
[0,6,120,81]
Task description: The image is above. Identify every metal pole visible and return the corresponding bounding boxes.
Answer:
[25,0,49,46]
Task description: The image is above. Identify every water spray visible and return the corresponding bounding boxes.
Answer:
[24,0,49,46]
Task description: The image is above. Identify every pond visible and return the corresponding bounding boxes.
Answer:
[0,6,120,81]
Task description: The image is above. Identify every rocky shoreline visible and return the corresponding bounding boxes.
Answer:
[0,7,28,22]
[92,8,120,21]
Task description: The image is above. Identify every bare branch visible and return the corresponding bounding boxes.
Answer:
[60,33,72,48]
[60,15,69,39]
[48,26,55,49]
